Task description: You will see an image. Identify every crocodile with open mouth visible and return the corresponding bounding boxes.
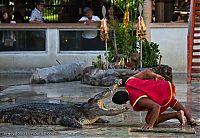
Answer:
[0,79,127,128]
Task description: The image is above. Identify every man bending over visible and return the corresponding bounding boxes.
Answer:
[112,69,198,129]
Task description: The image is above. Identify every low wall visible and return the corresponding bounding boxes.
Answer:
[0,23,189,73]
[0,23,105,73]
[150,23,188,73]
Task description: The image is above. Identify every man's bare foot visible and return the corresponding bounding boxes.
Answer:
[188,118,200,126]
[189,118,195,124]
[177,110,185,127]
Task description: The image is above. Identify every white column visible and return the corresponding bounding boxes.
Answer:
[143,0,152,41]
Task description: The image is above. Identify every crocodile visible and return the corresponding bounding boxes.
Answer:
[0,79,127,128]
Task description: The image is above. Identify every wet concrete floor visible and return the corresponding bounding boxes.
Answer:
[0,73,199,137]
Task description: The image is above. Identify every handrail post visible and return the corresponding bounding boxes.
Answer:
[187,0,196,83]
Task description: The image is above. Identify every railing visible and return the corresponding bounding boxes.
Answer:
[187,0,195,82]
[0,0,104,23]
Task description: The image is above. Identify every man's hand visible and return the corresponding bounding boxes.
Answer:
[155,74,165,80]
[142,124,154,129]
[85,20,93,25]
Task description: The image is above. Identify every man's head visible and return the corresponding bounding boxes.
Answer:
[36,0,44,11]
[3,11,8,19]
[112,91,129,104]
[83,7,93,19]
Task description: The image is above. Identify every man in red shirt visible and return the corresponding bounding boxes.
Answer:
[112,69,197,129]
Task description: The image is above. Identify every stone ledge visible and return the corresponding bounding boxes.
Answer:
[81,65,172,86]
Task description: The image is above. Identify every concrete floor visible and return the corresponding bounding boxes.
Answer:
[0,73,199,137]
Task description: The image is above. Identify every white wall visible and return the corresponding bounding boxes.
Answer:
[150,24,188,73]
[0,24,188,73]
[0,29,105,73]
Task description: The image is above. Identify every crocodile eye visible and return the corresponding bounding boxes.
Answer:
[80,119,85,124]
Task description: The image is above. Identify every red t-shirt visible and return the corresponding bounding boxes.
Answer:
[125,77,177,113]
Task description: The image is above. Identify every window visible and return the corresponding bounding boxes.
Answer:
[59,30,105,51]
[153,0,190,23]
[0,30,46,51]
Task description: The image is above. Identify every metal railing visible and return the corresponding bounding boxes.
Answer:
[0,0,80,23]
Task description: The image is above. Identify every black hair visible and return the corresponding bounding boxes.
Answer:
[172,12,181,22]
[112,91,129,105]
[35,0,44,5]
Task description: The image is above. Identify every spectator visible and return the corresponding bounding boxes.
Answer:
[14,0,26,23]
[1,10,12,23]
[29,0,45,50]
[171,12,185,23]
[29,0,44,23]
[78,7,101,50]
[78,7,100,24]
[79,7,101,38]
[1,11,16,47]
